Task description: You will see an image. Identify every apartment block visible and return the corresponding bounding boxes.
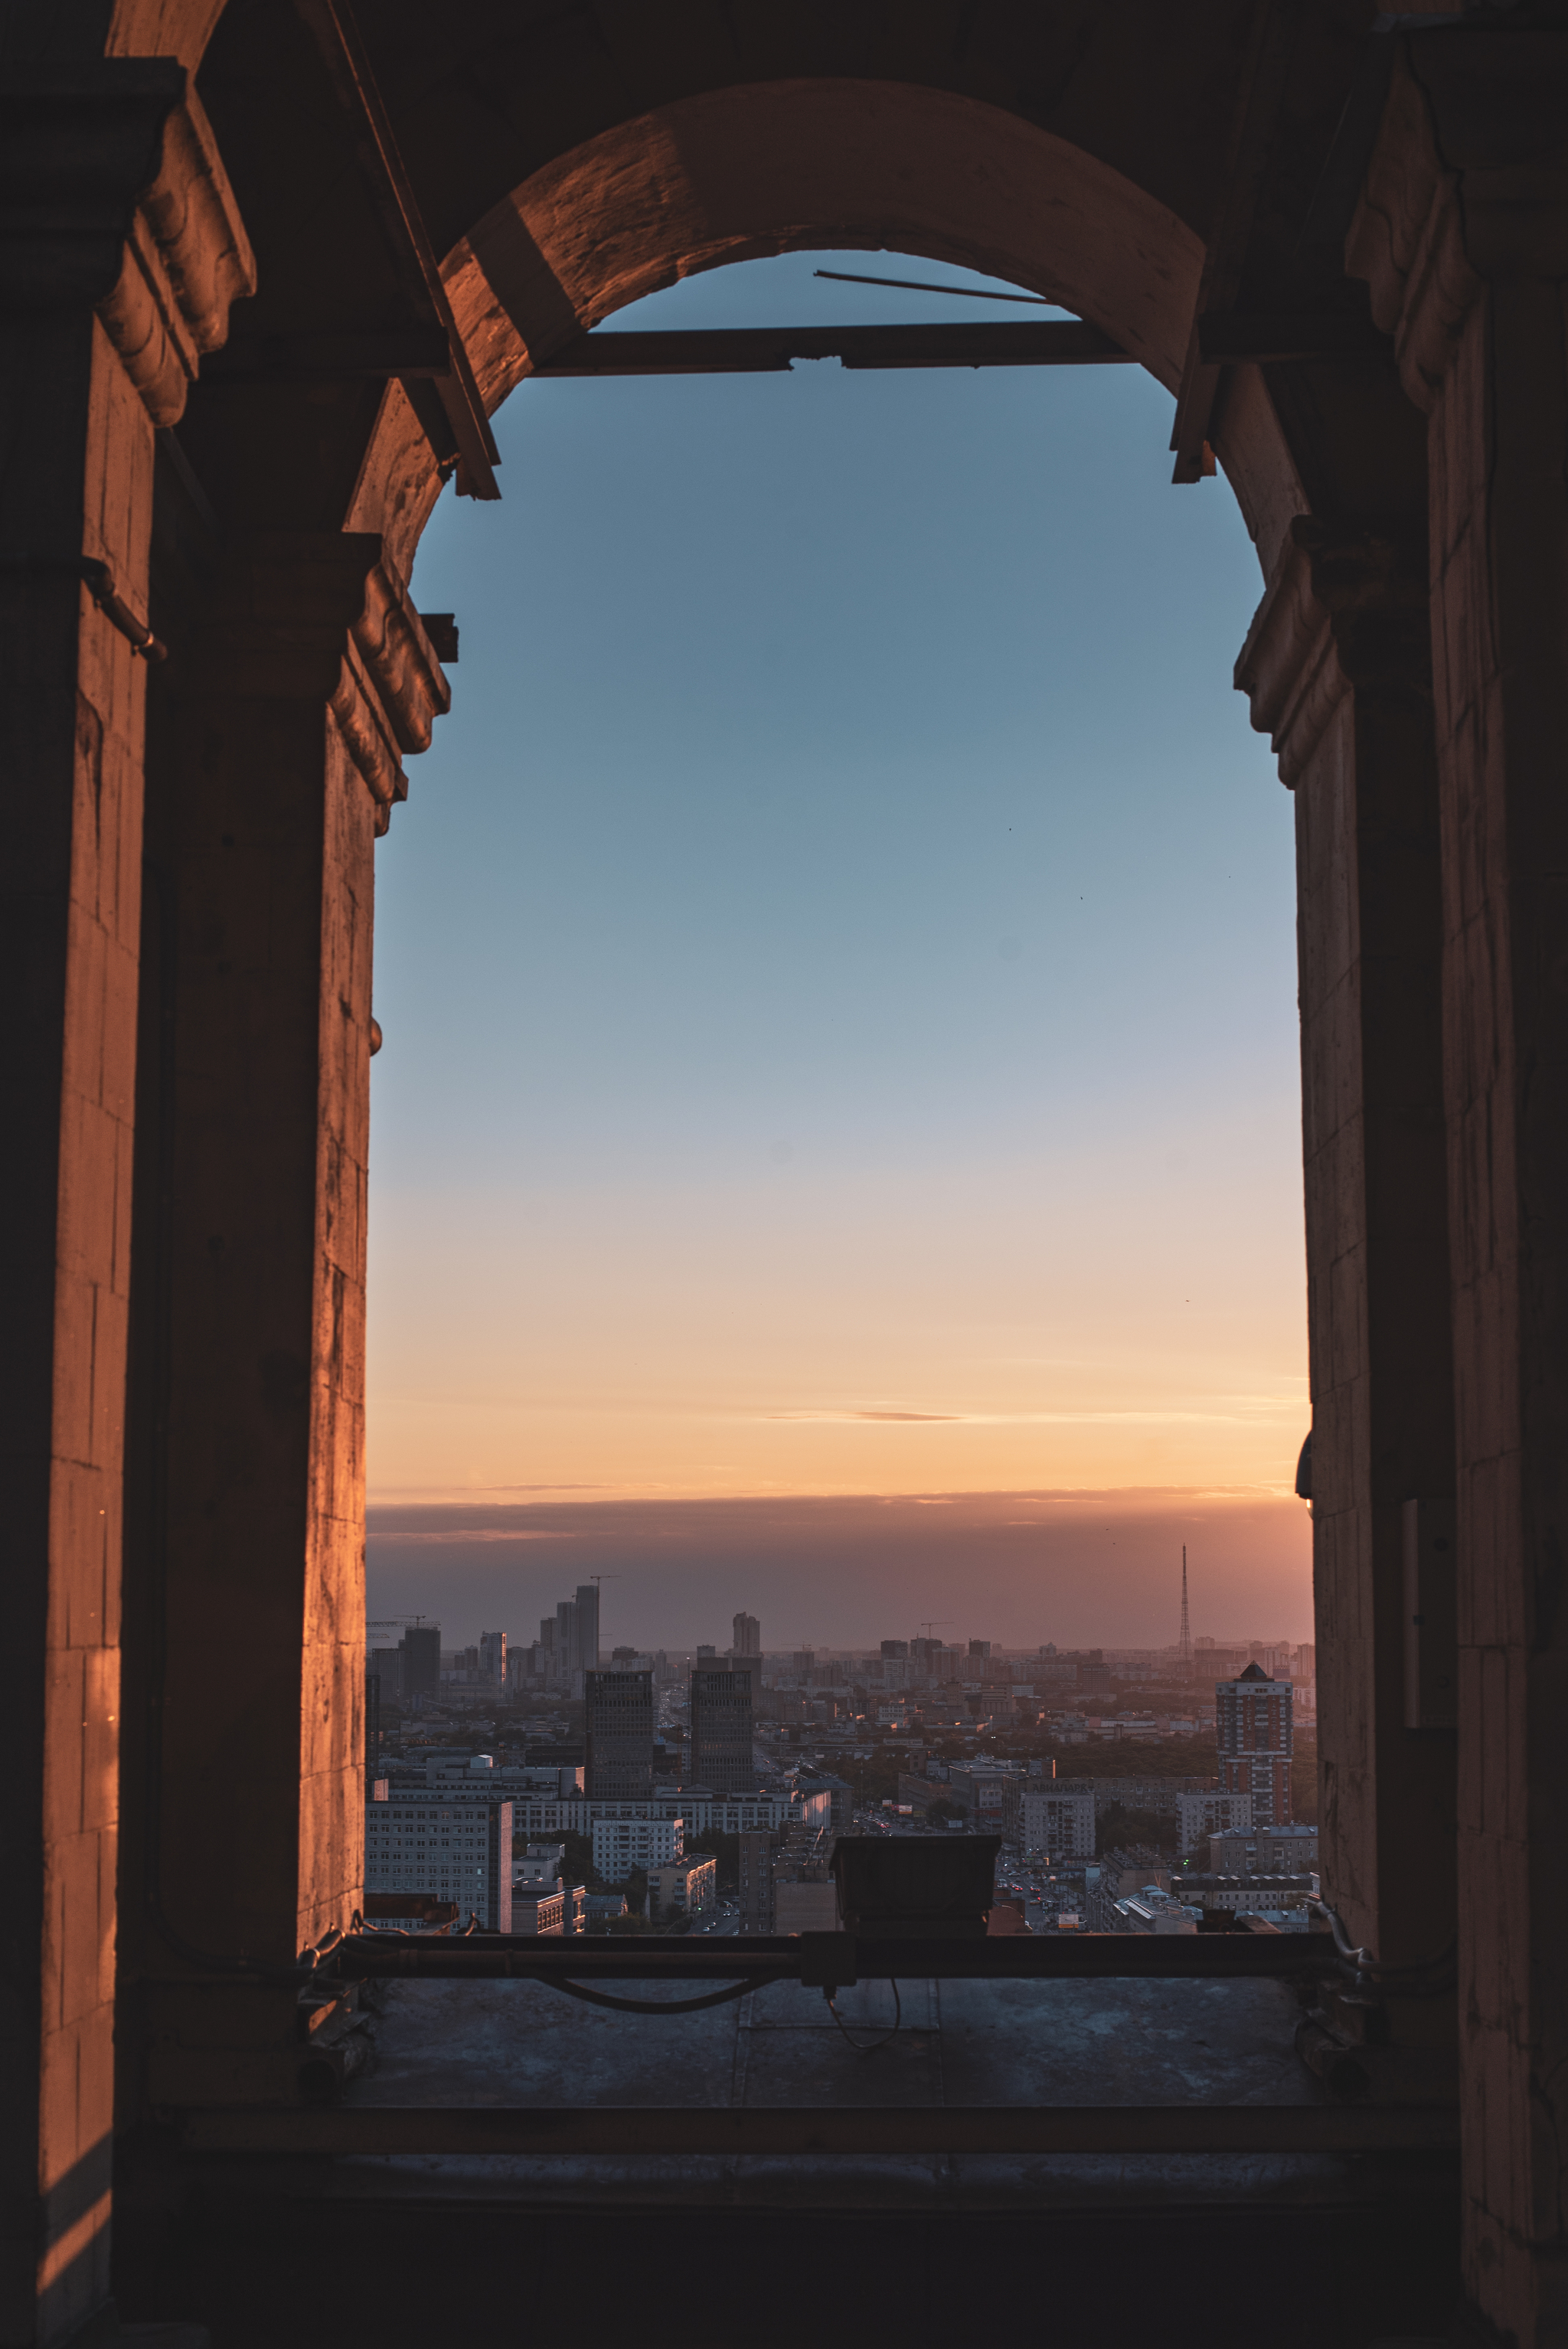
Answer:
[1216,1664,1293,1828]
[1021,1789,1096,1860]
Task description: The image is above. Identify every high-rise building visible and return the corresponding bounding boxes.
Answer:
[732,1612,761,1656]
[689,1665,756,1794]
[969,1638,991,1660]
[479,1630,506,1684]
[1216,1662,1293,1828]
[584,1669,654,1799]
[790,1650,814,1678]
[880,1638,910,1660]
[399,1623,440,1702]
[573,1582,600,1678]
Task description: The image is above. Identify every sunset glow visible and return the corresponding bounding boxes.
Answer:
[368,252,1310,1638]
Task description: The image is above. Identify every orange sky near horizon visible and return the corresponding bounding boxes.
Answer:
[367,1108,1308,1508]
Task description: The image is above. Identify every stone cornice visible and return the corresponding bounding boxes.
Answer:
[1235,518,1429,788]
[1345,53,1480,415]
[0,62,252,424]
[99,80,255,425]
[1347,30,1568,411]
[1234,528,1342,791]
[184,533,450,831]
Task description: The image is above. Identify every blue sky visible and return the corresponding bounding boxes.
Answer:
[364,249,1310,1642]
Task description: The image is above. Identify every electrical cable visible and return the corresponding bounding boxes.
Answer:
[541,1975,788,2016]
[1311,1900,1456,1992]
[827,1979,902,2055]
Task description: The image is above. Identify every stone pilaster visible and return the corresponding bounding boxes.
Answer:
[1236,517,1456,2073]
[0,59,251,2349]
[1349,28,1568,2341]
[119,531,448,2112]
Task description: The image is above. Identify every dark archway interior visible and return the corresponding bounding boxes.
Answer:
[10,8,1568,2346]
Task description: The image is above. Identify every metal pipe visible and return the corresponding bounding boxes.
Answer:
[531,322,1132,377]
[178,2102,1460,2159]
[330,1929,1338,1985]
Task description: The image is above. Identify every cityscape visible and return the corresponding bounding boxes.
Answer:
[364,1576,1317,1940]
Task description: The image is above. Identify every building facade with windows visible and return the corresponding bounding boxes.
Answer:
[1175,1788,1256,1855]
[738,1831,776,1933]
[1216,1664,1293,1829]
[585,1668,655,1798]
[592,1815,684,1879]
[1021,1789,1096,1861]
[364,1791,512,1929]
[646,1855,717,1924]
[689,1665,756,1793]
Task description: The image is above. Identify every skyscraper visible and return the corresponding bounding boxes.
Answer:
[732,1612,761,1656]
[399,1623,440,1702]
[689,1665,756,1794]
[571,1582,600,1691]
[1216,1661,1293,1828]
[479,1629,506,1684]
[584,1669,655,1799]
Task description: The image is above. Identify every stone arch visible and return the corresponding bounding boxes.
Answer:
[345,78,1307,587]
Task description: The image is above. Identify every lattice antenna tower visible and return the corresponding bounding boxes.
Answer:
[1178,1545,1192,1668]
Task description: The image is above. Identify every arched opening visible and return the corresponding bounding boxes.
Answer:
[59,11,1501,2339]
[368,237,1312,1678]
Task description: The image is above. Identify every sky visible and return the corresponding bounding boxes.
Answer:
[367,250,1313,1650]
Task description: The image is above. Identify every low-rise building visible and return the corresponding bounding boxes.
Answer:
[946,1764,1023,1835]
[647,1854,717,1925]
[512,1885,567,1936]
[1087,1850,1171,1931]
[1177,1871,1316,1915]
[1109,1890,1201,1934]
[514,1841,567,1887]
[1207,1822,1319,1874]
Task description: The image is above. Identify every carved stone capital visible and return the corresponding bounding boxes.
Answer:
[351,561,451,760]
[1347,30,1568,412]
[0,62,253,425]
[1235,518,1429,787]
[186,533,450,831]
[100,81,256,425]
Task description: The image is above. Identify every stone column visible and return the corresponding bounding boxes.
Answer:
[1349,28,1568,2339]
[119,534,448,2108]
[0,64,251,2349]
[1236,515,1456,2076]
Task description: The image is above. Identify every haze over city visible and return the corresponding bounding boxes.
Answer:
[368,250,1311,1648]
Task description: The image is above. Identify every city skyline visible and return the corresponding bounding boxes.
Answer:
[367,1484,1311,1654]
